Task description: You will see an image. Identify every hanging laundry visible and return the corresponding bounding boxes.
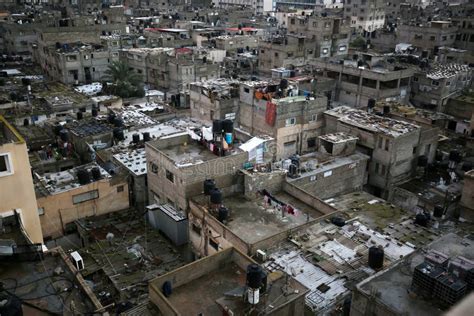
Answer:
[265,101,276,126]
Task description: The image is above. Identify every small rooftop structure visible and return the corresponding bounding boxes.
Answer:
[425,63,470,80]
[68,120,112,138]
[114,148,147,176]
[325,106,420,137]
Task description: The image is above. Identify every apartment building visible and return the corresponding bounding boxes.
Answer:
[258,34,309,74]
[286,13,350,58]
[324,106,422,198]
[238,80,327,159]
[344,0,386,33]
[0,116,43,245]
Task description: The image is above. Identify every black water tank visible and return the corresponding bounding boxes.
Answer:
[415,213,429,227]
[367,98,376,108]
[433,205,444,218]
[91,108,98,117]
[113,117,123,127]
[132,133,140,144]
[91,167,101,181]
[54,124,63,135]
[59,130,69,142]
[203,179,216,195]
[143,132,151,142]
[279,78,288,90]
[77,111,83,120]
[222,119,233,133]
[213,120,223,134]
[288,164,297,176]
[113,128,124,141]
[77,169,91,185]
[331,216,346,227]
[246,264,263,289]
[449,150,461,163]
[23,118,29,126]
[462,162,472,172]
[210,188,222,204]
[162,281,172,297]
[368,247,384,269]
[108,113,116,124]
[383,105,390,115]
[260,270,268,293]
[218,206,229,223]
[418,155,428,167]
[343,297,351,316]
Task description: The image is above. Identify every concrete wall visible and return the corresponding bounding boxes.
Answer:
[242,169,286,199]
[37,178,129,238]
[0,141,43,244]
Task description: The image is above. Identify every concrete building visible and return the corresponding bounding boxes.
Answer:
[146,132,249,212]
[0,115,43,245]
[460,170,474,222]
[35,163,129,238]
[324,106,422,198]
[310,53,415,108]
[351,233,474,316]
[344,0,386,33]
[397,21,458,58]
[214,34,259,53]
[411,63,472,112]
[238,81,328,159]
[189,79,240,123]
[286,13,350,58]
[149,247,309,315]
[38,42,119,85]
[258,34,309,74]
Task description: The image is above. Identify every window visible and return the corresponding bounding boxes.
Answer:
[432,80,439,86]
[165,169,174,183]
[430,36,436,41]
[38,207,45,216]
[274,52,279,57]
[385,139,389,151]
[72,190,99,204]
[381,164,386,176]
[0,153,13,177]
[324,22,331,28]
[244,87,250,93]
[375,163,379,174]
[413,147,417,154]
[413,77,419,82]
[378,137,383,149]
[309,114,317,122]
[446,81,451,86]
[117,185,124,192]
[442,36,447,41]
[307,137,316,148]
[66,55,77,61]
[260,49,265,54]
[312,22,318,27]
[414,34,423,40]
[285,117,296,126]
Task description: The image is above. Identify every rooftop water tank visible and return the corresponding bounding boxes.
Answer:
[368,246,384,270]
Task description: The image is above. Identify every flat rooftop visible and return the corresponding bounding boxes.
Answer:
[358,233,474,316]
[35,162,111,196]
[319,132,358,144]
[325,106,420,137]
[68,120,112,137]
[113,148,146,176]
[0,115,23,145]
[195,192,324,244]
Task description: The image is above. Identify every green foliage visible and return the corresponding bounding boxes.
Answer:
[350,36,366,48]
[104,61,144,98]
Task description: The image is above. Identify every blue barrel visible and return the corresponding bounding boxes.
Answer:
[225,133,233,144]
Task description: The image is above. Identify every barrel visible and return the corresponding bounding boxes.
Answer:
[203,179,215,195]
[368,247,384,269]
[210,188,222,204]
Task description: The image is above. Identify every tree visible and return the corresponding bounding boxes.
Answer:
[104,60,144,98]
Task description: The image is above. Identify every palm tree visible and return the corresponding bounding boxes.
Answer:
[104,60,144,98]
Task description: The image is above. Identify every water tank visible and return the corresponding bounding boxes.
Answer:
[415,213,429,227]
[331,216,346,227]
[91,167,101,181]
[54,124,63,135]
[246,264,263,289]
[23,118,29,126]
[368,246,384,269]
[218,206,229,223]
[449,150,461,163]
[210,188,222,204]
[77,169,91,185]
[260,270,268,293]
[77,111,83,120]
[383,105,390,115]
[203,179,216,195]
[91,108,98,117]
[367,98,376,108]
[132,133,140,144]
[433,205,444,218]
[418,155,428,167]
[113,117,123,127]
[162,281,172,297]
[288,164,297,177]
[212,119,223,134]
[222,119,233,133]
[279,79,288,90]
[113,128,124,141]
[143,132,151,142]
[59,130,69,142]
[108,113,116,124]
